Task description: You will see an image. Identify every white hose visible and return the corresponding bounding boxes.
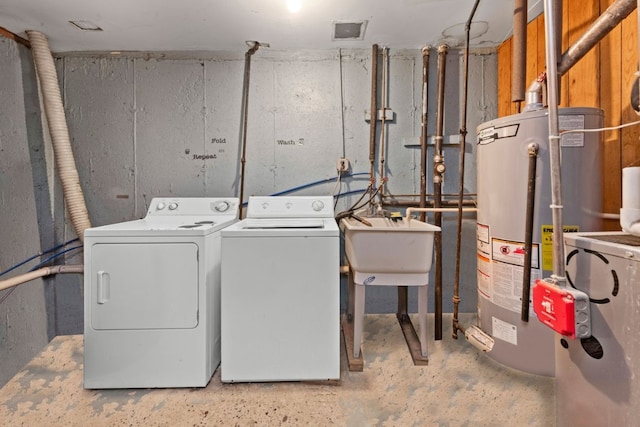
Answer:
[26,31,92,241]
[0,265,84,292]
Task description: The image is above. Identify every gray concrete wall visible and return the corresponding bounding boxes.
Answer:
[56,48,496,318]
[0,37,50,386]
[0,42,497,386]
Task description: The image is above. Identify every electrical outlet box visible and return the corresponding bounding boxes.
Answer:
[336,158,350,172]
[533,279,591,339]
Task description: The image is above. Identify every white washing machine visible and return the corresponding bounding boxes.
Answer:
[220,196,340,382]
[83,197,239,389]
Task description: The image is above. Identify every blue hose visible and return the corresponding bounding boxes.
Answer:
[241,172,369,206]
[0,238,79,278]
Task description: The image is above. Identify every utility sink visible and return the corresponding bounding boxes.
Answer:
[340,216,441,360]
[340,217,440,286]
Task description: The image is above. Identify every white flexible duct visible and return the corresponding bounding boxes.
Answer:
[26,31,92,241]
[0,265,84,292]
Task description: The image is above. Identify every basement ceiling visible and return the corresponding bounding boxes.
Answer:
[0,0,543,53]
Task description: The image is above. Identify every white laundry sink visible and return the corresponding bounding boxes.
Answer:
[340,217,440,286]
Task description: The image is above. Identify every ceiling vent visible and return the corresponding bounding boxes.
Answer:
[69,20,103,31]
[332,20,367,41]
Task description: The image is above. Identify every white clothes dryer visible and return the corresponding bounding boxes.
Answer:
[220,196,340,382]
[83,197,239,389]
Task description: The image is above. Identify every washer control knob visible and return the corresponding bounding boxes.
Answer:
[214,201,230,212]
[156,202,166,210]
[168,202,179,211]
[311,200,325,211]
[285,202,293,209]
[262,202,269,210]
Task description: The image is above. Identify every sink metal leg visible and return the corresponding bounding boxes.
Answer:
[418,285,428,357]
[347,265,355,321]
[397,286,408,317]
[353,283,365,358]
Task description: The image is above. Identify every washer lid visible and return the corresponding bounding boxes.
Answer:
[240,218,324,229]
[222,217,338,237]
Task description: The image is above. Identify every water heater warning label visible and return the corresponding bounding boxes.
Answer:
[491,238,539,269]
[492,317,517,345]
[541,225,579,271]
[559,114,585,147]
[479,236,542,313]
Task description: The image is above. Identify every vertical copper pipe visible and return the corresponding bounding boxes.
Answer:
[420,46,430,223]
[379,47,389,203]
[238,42,261,218]
[433,44,448,341]
[512,0,527,109]
[369,44,379,183]
[453,0,480,339]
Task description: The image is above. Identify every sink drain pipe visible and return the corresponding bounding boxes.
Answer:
[26,31,92,241]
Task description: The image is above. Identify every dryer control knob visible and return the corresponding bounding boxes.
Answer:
[214,201,230,212]
[312,200,325,211]
[168,202,179,211]
[156,202,166,210]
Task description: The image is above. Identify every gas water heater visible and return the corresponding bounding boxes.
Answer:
[476,107,603,376]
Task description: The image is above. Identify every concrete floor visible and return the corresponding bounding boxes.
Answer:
[0,314,554,426]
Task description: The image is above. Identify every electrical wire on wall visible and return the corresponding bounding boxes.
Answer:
[338,48,347,158]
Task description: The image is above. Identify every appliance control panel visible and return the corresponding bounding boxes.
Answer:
[147,197,239,217]
[246,196,334,218]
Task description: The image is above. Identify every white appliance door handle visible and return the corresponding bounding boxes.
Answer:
[96,271,110,304]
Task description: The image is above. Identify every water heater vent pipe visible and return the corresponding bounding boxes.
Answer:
[558,0,636,76]
[512,0,527,106]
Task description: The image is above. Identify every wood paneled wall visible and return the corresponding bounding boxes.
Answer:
[498,0,639,230]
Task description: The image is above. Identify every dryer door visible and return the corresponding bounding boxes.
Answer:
[89,243,199,330]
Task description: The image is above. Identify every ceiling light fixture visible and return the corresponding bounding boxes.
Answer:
[287,0,302,13]
[69,20,103,31]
